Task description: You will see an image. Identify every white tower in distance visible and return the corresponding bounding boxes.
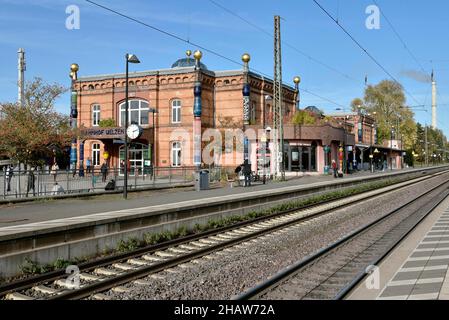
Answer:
[432,70,437,129]
[18,48,26,107]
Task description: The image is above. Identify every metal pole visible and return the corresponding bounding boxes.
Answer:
[425,125,429,166]
[370,125,373,173]
[390,129,393,171]
[124,55,129,199]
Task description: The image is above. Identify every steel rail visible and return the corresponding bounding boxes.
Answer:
[235,176,449,300]
[333,187,449,300]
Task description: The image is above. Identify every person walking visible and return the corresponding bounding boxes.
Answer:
[26,168,36,197]
[243,159,252,187]
[50,162,59,182]
[331,160,338,178]
[6,164,13,192]
[86,157,92,174]
[100,162,108,183]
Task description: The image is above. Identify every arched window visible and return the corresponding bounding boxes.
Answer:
[172,99,182,124]
[119,99,149,126]
[171,141,182,167]
[92,104,100,126]
[92,143,101,166]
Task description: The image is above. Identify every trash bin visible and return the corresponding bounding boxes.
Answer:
[197,170,209,191]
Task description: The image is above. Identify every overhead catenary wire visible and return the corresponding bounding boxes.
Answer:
[372,0,427,75]
[311,0,422,106]
[85,0,348,109]
[207,0,360,84]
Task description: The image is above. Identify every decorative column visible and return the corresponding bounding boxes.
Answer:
[193,50,203,189]
[69,63,79,173]
[242,53,251,161]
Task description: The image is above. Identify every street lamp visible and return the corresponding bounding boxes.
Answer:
[370,124,374,172]
[124,53,141,199]
[390,126,395,171]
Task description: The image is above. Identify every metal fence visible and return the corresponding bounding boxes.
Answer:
[0,166,223,200]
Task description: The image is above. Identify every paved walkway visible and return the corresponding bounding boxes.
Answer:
[348,194,449,300]
[0,169,411,228]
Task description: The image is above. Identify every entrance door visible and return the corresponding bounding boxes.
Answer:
[291,147,300,171]
[301,147,310,171]
[119,143,148,176]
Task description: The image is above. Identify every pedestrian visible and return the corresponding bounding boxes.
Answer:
[243,159,252,187]
[331,160,338,178]
[100,162,108,183]
[120,160,125,175]
[50,162,59,182]
[26,168,36,197]
[6,164,13,192]
[86,157,92,174]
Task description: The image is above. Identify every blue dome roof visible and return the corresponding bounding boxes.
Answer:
[304,106,323,116]
[171,57,208,70]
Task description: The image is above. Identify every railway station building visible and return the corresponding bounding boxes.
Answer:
[73,51,356,176]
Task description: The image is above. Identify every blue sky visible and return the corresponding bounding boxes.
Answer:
[1,0,449,134]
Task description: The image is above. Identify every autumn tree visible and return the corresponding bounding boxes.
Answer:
[352,80,417,149]
[291,110,318,125]
[0,77,76,167]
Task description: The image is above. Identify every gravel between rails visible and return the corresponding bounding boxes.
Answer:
[101,173,449,300]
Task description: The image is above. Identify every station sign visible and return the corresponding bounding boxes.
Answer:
[81,127,125,139]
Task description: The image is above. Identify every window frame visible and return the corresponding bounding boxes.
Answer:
[92,143,101,166]
[171,141,182,167]
[171,99,182,124]
[119,99,150,127]
[92,104,101,127]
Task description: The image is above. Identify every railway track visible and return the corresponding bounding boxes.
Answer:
[236,173,449,300]
[1,169,448,300]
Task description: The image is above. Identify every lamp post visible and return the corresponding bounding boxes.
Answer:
[149,108,158,181]
[390,126,395,171]
[370,124,374,172]
[123,53,140,199]
[69,63,79,176]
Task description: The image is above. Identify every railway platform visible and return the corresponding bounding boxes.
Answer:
[348,194,449,300]
[0,168,421,228]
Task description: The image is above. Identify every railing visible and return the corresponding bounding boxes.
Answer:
[0,166,223,200]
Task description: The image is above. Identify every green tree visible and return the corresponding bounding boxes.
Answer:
[291,110,318,125]
[352,80,417,149]
[99,118,116,127]
[0,78,76,167]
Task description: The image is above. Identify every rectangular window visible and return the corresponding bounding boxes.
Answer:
[92,143,101,166]
[172,142,181,167]
[92,105,100,126]
[172,100,181,123]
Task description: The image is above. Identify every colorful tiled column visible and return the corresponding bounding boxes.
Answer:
[242,53,250,161]
[193,50,203,184]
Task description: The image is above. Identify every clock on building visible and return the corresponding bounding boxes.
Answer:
[126,124,143,140]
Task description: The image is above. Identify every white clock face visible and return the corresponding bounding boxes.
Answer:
[127,124,141,140]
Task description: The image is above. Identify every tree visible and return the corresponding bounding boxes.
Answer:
[99,118,116,127]
[352,80,417,149]
[291,110,318,125]
[0,77,76,167]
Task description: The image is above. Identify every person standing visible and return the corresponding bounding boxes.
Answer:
[6,164,13,192]
[86,157,92,174]
[50,162,59,182]
[331,160,338,178]
[243,159,252,187]
[100,162,108,183]
[26,168,36,197]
